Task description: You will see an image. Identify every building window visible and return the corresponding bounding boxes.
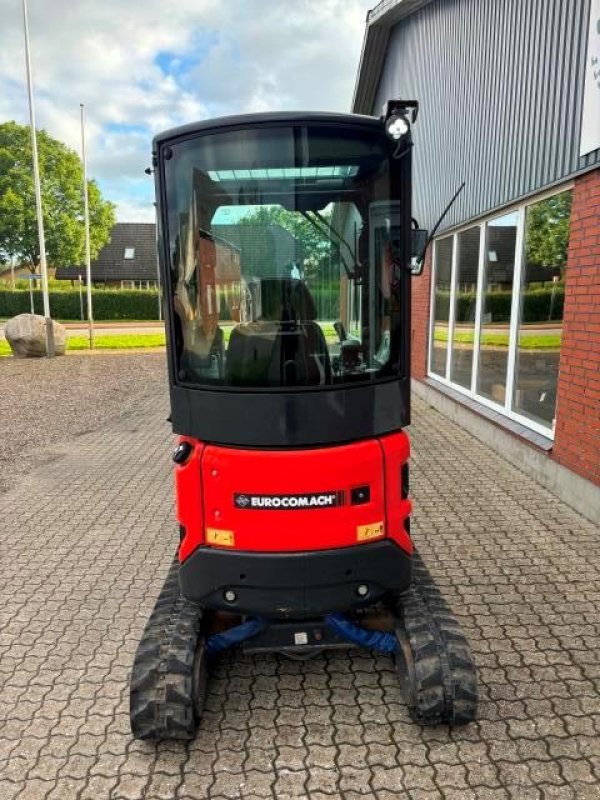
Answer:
[124,247,135,259]
[512,192,571,429]
[476,211,519,405]
[430,236,453,377]
[427,187,572,437]
[449,226,479,390]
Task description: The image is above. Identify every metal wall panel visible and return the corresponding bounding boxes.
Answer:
[373,0,599,232]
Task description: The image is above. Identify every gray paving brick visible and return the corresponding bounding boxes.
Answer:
[1,374,600,799]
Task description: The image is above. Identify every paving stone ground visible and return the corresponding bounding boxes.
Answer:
[1,378,600,800]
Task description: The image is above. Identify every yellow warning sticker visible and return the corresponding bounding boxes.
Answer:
[206,528,235,547]
[356,521,385,542]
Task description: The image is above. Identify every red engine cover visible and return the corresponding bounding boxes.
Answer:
[175,432,412,560]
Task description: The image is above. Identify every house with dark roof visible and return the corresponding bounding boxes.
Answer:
[212,224,303,278]
[56,221,302,289]
[55,223,158,288]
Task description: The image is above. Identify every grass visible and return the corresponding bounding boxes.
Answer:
[68,333,166,350]
[0,318,163,324]
[0,332,167,356]
[2,322,562,358]
[434,329,562,349]
[0,322,340,357]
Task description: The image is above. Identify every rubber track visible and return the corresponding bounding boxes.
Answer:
[130,557,205,740]
[396,550,478,726]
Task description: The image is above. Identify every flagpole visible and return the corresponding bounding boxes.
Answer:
[21,0,54,356]
[80,103,94,348]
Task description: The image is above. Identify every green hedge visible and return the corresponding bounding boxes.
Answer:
[216,285,340,322]
[2,289,341,322]
[435,286,564,323]
[2,283,562,325]
[312,286,340,320]
[0,288,160,320]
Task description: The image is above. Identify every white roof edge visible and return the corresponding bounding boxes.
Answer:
[368,0,434,27]
[352,0,434,114]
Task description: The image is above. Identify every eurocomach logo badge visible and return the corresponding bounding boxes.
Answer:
[234,492,344,510]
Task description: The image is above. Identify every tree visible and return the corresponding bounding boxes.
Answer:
[237,204,334,281]
[525,191,572,276]
[0,121,115,268]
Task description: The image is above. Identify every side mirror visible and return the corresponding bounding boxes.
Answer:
[410,228,428,276]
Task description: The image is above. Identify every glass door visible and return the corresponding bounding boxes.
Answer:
[449,226,480,389]
[476,211,519,405]
[512,192,571,430]
[429,236,453,378]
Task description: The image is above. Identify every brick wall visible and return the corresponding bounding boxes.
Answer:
[552,168,600,486]
[411,248,432,380]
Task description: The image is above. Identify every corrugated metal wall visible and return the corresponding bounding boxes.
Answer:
[373,0,599,232]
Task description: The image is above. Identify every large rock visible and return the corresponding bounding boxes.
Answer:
[5,314,67,357]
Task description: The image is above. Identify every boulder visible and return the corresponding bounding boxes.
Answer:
[5,314,67,357]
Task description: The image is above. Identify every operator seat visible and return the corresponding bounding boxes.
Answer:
[225,279,331,387]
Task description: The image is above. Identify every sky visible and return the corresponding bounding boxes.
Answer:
[0,0,374,222]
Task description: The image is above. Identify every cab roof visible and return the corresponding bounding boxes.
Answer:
[153,111,382,150]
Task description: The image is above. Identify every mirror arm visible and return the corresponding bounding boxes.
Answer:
[416,182,466,267]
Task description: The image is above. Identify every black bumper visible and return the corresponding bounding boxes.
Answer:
[179,540,412,618]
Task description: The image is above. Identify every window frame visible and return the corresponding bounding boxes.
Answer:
[426,183,573,440]
[159,119,411,393]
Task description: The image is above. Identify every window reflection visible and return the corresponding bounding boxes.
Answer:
[164,125,400,389]
[430,237,453,377]
[428,190,572,436]
[513,191,571,429]
[476,212,519,405]
[449,226,479,389]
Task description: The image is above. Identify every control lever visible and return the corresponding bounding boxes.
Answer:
[334,320,347,342]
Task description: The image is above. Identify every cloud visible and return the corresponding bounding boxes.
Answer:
[0,0,372,221]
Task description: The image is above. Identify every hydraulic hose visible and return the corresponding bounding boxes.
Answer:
[324,613,399,654]
[206,614,399,657]
[205,617,266,656]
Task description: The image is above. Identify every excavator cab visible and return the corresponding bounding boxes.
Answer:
[130,107,478,741]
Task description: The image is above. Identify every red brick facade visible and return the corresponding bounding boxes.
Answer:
[411,249,432,380]
[552,168,600,486]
